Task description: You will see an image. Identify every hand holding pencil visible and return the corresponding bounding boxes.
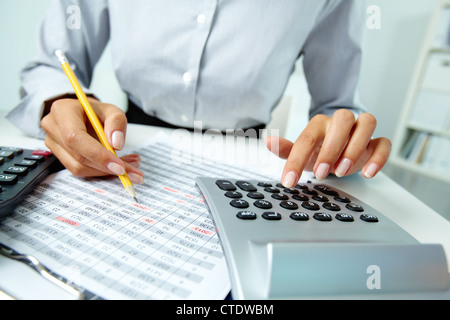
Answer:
[40,50,144,200]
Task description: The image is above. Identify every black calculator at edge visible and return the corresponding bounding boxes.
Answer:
[0,146,60,221]
[195,177,450,299]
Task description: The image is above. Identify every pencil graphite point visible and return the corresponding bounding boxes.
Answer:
[133,197,138,203]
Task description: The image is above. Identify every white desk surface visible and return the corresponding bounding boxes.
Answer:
[1,114,450,299]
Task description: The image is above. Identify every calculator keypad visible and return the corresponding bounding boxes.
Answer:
[0,147,59,221]
[218,180,378,223]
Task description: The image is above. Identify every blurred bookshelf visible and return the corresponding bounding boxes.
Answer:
[391,0,450,183]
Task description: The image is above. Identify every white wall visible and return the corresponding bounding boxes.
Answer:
[359,0,439,140]
[0,0,52,114]
[0,0,441,144]
[0,0,126,115]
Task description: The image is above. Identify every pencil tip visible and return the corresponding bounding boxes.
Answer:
[133,197,138,203]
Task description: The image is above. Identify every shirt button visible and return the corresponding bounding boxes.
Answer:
[183,72,193,83]
[180,114,189,123]
[197,14,206,25]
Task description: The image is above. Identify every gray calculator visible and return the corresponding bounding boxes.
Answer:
[195,177,450,299]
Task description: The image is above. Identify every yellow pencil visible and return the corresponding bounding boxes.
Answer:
[55,50,137,203]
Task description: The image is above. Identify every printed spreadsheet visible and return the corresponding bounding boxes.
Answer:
[0,133,277,299]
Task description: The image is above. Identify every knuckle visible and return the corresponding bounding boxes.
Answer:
[109,111,127,125]
[43,137,52,152]
[311,114,329,123]
[89,148,108,165]
[63,129,79,148]
[335,109,356,122]
[40,116,50,132]
[69,162,85,178]
[381,137,392,150]
[50,99,63,110]
[69,151,86,165]
[51,99,69,113]
[296,130,317,147]
[359,113,377,127]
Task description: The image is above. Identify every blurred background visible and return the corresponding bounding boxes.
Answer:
[0,0,449,220]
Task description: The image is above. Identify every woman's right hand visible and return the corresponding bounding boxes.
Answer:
[41,98,144,184]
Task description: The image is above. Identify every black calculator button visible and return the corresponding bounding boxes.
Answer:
[283,188,299,194]
[14,160,37,169]
[0,151,14,160]
[216,180,236,191]
[290,212,309,221]
[295,184,308,190]
[334,195,351,203]
[235,181,257,192]
[280,200,298,210]
[0,157,3,165]
[313,212,332,221]
[336,213,354,222]
[292,194,309,202]
[301,201,320,211]
[315,185,339,196]
[24,155,45,162]
[302,189,318,196]
[264,187,280,193]
[322,202,340,211]
[230,199,249,208]
[247,192,264,199]
[360,214,378,222]
[225,191,242,199]
[262,212,282,220]
[312,194,328,202]
[0,174,18,185]
[257,182,272,187]
[321,188,339,196]
[3,147,23,155]
[271,193,288,200]
[236,211,257,220]
[253,200,272,209]
[4,166,28,176]
[346,203,364,212]
[313,185,327,192]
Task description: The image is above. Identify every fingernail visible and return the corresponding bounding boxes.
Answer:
[315,163,330,181]
[128,173,144,185]
[282,171,297,188]
[112,131,125,150]
[107,162,125,176]
[364,163,379,179]
[128,160,141,168]
[335,158,352,178]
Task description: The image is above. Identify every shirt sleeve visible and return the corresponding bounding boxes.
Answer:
[301,0,367,120]
[6,0,110,139]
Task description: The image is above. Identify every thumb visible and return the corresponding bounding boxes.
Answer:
[265,136,294,160]
[93,101,128,151]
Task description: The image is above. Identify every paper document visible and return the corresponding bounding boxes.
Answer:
[0,133,277,299]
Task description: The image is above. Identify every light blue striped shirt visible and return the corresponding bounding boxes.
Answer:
[7,0,366,139]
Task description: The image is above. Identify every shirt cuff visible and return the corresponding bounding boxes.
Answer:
[6,84,93,139]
